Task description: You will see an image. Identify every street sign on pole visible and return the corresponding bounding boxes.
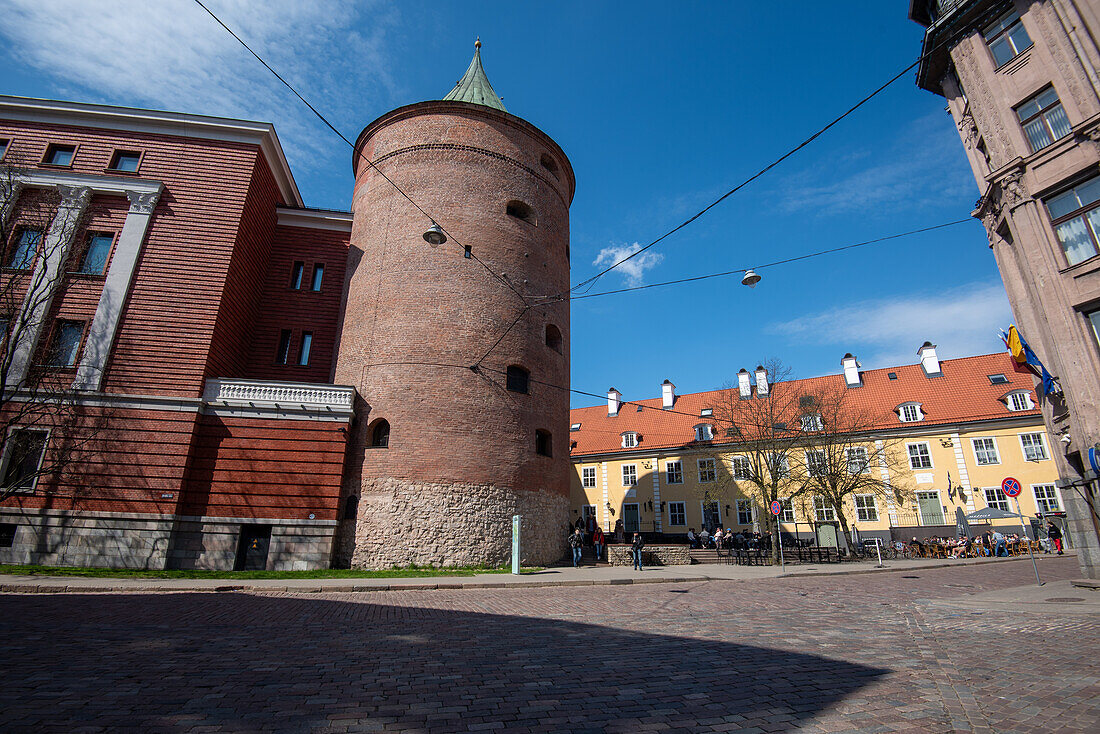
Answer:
[511,514,521,575]
[1013,497,1042,586]
[1002,477,1022,498]
[771,501,785,574]
[770,500,783,516]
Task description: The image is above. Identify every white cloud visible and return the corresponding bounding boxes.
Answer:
[592,242,665,287]
[0,0,399,202]
[768,281,1014,367]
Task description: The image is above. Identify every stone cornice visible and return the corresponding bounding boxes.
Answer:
[203,379,356,420]
[12,168,163,197]
[276,207,353,232]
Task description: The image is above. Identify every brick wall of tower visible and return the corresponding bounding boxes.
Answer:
[334,101,574,568]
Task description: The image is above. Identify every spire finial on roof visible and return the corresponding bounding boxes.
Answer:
[442,39,506,112]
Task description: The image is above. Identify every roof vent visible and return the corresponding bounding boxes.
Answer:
[918,341,941,377]
[607,387,622,417]
[842,353,862,388]
[662,379,676,409]
[738,369,752,398]
[755,365,769,396]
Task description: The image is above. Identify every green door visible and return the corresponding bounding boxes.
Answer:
[624,503,640,533]
[916,491,945,525]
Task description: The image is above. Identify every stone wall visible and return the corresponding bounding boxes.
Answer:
[166,516,337,571]
[348,478,569,569]
[607,544,690,566]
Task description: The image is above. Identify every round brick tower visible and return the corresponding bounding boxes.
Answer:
[334,41,575,568]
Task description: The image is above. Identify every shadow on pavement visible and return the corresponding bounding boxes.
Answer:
[0,592,889,732]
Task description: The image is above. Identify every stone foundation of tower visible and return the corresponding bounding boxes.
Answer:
[341,478,569,569]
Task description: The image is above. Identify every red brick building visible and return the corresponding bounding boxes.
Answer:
[0,45,573,570]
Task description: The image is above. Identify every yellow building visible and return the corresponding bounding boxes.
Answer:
[569,349,1065,546]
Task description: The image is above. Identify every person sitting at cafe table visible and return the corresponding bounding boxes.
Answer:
[686,527,698,548]
[699,528,711,548]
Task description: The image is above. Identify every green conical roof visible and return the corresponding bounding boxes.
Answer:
[442,38,506,112]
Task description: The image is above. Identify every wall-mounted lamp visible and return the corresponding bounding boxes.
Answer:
[725,505,731,516]
[646,500,653,511]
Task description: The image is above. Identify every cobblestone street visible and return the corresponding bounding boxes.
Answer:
[1,558,1096,733]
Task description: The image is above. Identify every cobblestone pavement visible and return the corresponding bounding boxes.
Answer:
[1,558,1096,733]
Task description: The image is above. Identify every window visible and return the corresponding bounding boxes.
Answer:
[806,450,827,477]
[275,329,291,364]
[988,373,1009,385]
[77,233,113,274]
[778,498,795,523]
[621,432,638,449]
[984,487,1010,512]
[887,372,897,380]
[768,453,790,478]
[290,261,305,289]
[570,423,581,431]
[539,153,560,180]
[0,138,9,161]
[297,332,312,366]
[813,496,836,522]
[736,499,753,525]
[43,143,75,167]
[668,501,686,526]
[907,442,932,469]
[107,150,141,173]
[506,200,534,223]
[665,460,683,484]
[1006,390,1034,411]
[370,420,390,448]
[47,321,83,367]
[1,428,48,492]
[730,456,751,480]
[801,414,823,432]
[1016,87,1072,152]
[700,408,712,417]
[1046,177,1100,266]
[972,437,1000,465]
[1020,432,1049,461]
[506,365,529,394]
[581,467,596,488]
[846,447,869,474]
[694,424,713,441]
[1033,484,1060,513]
[983,9,1032,67]
[854,495,878,522]
[311,264,324,291]
[0,523,15,548]
[698,458,716,483]
[622,464,637,486]
[536,429,552,457]
[8,228,41,269]
[899,403,923,422]
[545,324,562,353]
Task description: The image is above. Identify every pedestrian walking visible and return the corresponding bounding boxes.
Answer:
[1047,522,1064,555]
[631,532,645,570]
[992,529,1007,557]
[569,528,583,567]
[593,526,605,561]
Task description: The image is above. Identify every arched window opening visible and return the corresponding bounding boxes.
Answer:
[536,429,552,457]
[506,365,530,394]
[506,200,535,224]
[370,419,390,448]
[539,153,560,181]
[545,324,562,353]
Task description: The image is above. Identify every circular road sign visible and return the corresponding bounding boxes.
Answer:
[1002,477,1022,498]
[770,500,783,516]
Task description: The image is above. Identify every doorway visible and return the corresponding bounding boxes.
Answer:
[916,491,945,526]
[701,501,721,532]
[623,503,640,533]
[234,524,271,571]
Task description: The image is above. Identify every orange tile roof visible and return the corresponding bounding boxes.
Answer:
[568,353,1040,458]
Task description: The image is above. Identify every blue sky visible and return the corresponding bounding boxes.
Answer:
[0,0,1014,407]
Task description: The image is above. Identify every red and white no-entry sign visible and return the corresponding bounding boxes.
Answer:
[1002,477,1022,498]
[770,500,783,516]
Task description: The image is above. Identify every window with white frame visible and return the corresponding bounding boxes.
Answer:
[668,501,686,526]
[1033,484,1060,513]
[805,450,827,477]
[984,487,1010,512]
[854,494,878,522]
[972,437,1000,465]
[769,453,790,478]
[813,496,836,522]
[1,428,49,492]
[801,414,823,432]
[736,498,753,525]
[700,408,712,417]
[581,467,596,488]
[621,431,638,448]
[1006,390,1034,411]
[899,403,923,422]
[778,498,796,522]
[907,442,932,469]
[622,464,637,486]
[1020,432,1049,461]
[694,424,714,441]
[698,458,716,483]
[846,447,869,474]
[665,460,683,484]
[730,456,751,480]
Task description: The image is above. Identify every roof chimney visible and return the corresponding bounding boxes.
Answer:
[608,387,622,417]
[918,342,941,377]
[738,369,752,398]
[661,379,676,409]
[842,353,862,387]
[755,365,769,396]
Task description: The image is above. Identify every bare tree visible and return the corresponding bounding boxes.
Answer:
[793,380,907,555]
[0,153,109,502]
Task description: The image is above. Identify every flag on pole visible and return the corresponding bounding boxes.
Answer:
[1001,325,1059,396]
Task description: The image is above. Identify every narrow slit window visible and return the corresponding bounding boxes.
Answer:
[370,420,390,448]
[506,365,529,394]
[536,429,552,457]
[311,263,324,291]
[290,262,305,290]
[276,329,291,365]
[297,332,313,366]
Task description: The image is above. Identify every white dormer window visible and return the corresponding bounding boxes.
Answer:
[898,403,924,422]
[1006,390,1034,411]
[570,423,581,431]
[694,424,714,441]
[801,414,823,432]
[700,408,713,417]
[621,431,638,448]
